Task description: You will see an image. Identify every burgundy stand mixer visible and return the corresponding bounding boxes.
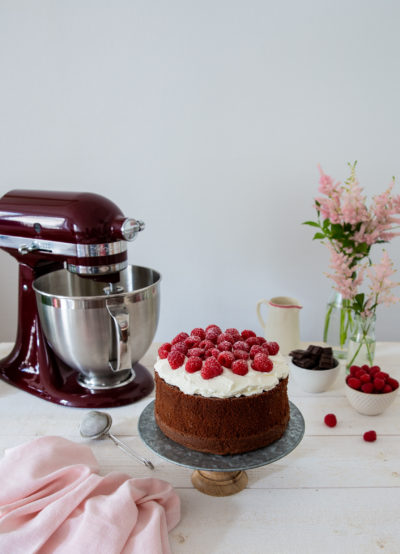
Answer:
[0,190,160,408]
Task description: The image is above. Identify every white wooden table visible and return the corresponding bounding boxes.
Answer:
[0,342,399,554]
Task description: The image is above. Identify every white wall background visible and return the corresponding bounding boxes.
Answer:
[0,0,399,343]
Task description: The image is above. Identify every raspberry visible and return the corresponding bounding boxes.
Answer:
[324,414,337,427]
[231,359,249,376]
[233,340,250,352]
[187,347,205,358]
[171,332,189,345]
[167,350,185,369]
[185,356,202,373]
[355,369,366,378]
[225,328,241,342]
[373,378,385,391]
[218,351,235,368]
[383,384,393,393]
[375,371,388,381]
[201,357,223,379]
[199,340,215,351]
[257,336,267,344]
[361,382,374,394]
[245,337,259,347]
[349,365,361,376]
[205,324,222,334]
[185,335,201,348]
[266,341,280,355]
[171,341,188,355]
[191,328,205,340]
[250,345,264,359]
[233,349,249,360]
[388,377,399,390]
[347,377,361,390]
[360,373,371,383]
[252,352,273,372]
[205,348,220,359]
[218,340,233,352]
[363,430,377,442]
[361,364,370,371]
[217,333,235,344]
[158,342,172,359]
[369,365,381,374]
[241,329,256,340]
[205,328,220,343]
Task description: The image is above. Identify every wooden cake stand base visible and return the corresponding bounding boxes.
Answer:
[191,469,248,496]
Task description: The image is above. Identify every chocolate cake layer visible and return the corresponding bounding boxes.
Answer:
[154,373,289,455]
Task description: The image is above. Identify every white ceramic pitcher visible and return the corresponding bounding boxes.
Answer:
[256,296,302,356]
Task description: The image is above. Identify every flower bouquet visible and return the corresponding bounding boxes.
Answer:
[304,162,400,364]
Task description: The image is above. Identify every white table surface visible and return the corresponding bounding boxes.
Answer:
[0,341,399,554]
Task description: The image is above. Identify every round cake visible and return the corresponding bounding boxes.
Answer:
[154,325,290,455]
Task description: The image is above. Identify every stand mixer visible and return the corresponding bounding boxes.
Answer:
[0,190,160,408]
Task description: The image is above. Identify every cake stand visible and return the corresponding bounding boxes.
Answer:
[138,400,305,496]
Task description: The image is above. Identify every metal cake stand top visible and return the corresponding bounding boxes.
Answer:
[138,400,305,472]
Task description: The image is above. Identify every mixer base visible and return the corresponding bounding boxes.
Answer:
[0,354,154,408]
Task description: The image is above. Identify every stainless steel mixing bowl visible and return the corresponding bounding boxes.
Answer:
[33,265,160,389]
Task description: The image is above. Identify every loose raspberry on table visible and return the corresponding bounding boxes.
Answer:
[171,341,188,355]
[252,352,273,372]
[241,329,256,340]
[158,343,172,359]
[218,341,233,352]
[205,328,220,343]
[218,351,235,368]
[233,340,250,352]
[250,345,264,359]
[231,359,249,376]
[171,332,189,345]
[233,349,249,361]
[363,430,377,442]
[191,328,206,340]
[266,341,279,356]
[185,335,201,348]
[185,356,203,373]
[187,347,205,358]
[201,356,223,379]
[167,350,185,369]
[324,414,337,427]
[225,328,241,342]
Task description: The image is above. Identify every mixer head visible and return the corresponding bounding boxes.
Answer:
[0,189,144,278]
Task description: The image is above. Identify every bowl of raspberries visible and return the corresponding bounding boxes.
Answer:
[345,364,399,415]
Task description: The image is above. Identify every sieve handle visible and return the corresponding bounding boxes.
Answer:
[106,302,132,372]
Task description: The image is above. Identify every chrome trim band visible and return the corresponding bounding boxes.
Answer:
[0,234,127,257]
[67,260,128,275]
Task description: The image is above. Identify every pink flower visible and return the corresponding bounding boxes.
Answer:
[366,251,399,309]
[326,247,365,299]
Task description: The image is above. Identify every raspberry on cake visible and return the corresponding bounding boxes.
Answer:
[154,325,290,455]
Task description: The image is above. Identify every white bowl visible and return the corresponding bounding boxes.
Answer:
[289,359,341,393]
[345,382,399,415]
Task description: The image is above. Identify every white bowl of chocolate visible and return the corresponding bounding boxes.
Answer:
[289,345,340,393]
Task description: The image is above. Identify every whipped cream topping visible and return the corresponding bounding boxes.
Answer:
[154,354,289,398]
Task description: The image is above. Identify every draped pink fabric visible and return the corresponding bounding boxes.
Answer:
[0,436,180,554]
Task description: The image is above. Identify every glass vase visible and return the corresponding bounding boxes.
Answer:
[323,291,354,359]
[346,312,376,369]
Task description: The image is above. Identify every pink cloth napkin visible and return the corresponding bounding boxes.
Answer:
[0,436,180,554]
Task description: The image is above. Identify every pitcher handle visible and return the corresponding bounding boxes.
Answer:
[106,301,132,373]
[256,299,269,329]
